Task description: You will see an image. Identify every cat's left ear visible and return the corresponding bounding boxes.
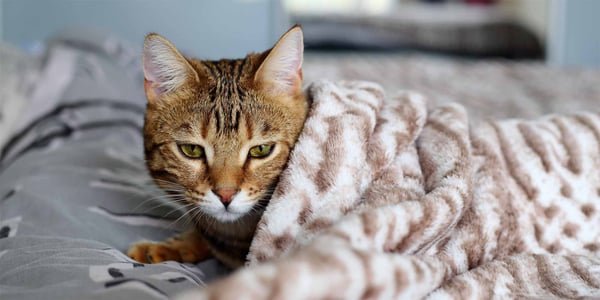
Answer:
[255,25,303,96]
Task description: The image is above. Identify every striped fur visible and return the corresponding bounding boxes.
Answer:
[177,80,600,299]
[130,26,308,268]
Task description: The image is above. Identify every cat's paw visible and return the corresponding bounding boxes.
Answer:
[127,235,211,264]
[127,242,180,263]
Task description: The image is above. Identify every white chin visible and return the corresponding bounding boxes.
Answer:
[210,210,245,223]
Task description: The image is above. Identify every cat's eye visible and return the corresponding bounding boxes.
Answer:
[179,144,205,159]
[248,144,274,158]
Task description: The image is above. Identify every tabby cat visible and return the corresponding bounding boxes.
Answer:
[127,26,309,268]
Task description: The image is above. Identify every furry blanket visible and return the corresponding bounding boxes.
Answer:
[180,81,600,299]
[303,54,600,120]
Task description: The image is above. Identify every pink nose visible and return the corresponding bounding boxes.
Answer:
[212,188,239,208]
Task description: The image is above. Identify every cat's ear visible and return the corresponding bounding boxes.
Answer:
[255,25,303,96]
[142,33,199,103]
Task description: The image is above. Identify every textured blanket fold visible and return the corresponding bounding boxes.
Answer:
[179,80,600,299]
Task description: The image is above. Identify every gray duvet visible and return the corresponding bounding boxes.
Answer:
[0,29,227,300]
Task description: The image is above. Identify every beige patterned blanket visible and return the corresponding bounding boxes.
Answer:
[303,54,600,120]
[180,80,600,299]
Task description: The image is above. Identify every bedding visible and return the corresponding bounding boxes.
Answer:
[1,29,599,300]
[0,43,39,150]
[303,52,600,120]
[180,80,600,299]
[0,29,228,300]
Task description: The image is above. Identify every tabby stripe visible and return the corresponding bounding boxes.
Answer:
[245,113,254,140]
[222,78,230,99]
[146,141,169,156]
[261,122,271,135]
[213,108,221,131]
[233,110,240,131]
[207,86,217,103]
[235,59,244,83]
[148,169,177,182]
[202,61,219,78]
[158,145,179,162]
[200,120,209,139]
[236,59,248,98]
[226,59,235,71]
[215,78,223,98]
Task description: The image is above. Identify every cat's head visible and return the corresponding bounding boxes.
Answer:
[142,26,308,223]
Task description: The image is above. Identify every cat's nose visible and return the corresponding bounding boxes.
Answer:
[212,188,239,208]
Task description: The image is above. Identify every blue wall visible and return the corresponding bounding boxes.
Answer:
[548,0,600,68]
[1,0,286,60]
[562,0,600,68]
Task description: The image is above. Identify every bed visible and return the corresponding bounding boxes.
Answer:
[1,29,599,299]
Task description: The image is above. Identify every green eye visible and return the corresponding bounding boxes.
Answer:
[249,144,274,158]
[179,144,204,158]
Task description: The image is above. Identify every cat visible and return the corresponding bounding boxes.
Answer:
[127,25,309,268]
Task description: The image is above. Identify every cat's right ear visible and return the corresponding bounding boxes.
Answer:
[254,25,304,97]
[142,33,199,104]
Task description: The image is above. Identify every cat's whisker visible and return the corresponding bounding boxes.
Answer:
[136,180,184,190]
[162,202,196,218]
[190,207,210,229]
[167,210,191,230]
[145,184,186,193]
[135,201,181,214]
[135,200,187,213]
[184,208,203,229]
[152,179,186,190]
[140,198,187,213]
[168,204,205,230]
[138,192,185,202]
[131,193,187,212]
